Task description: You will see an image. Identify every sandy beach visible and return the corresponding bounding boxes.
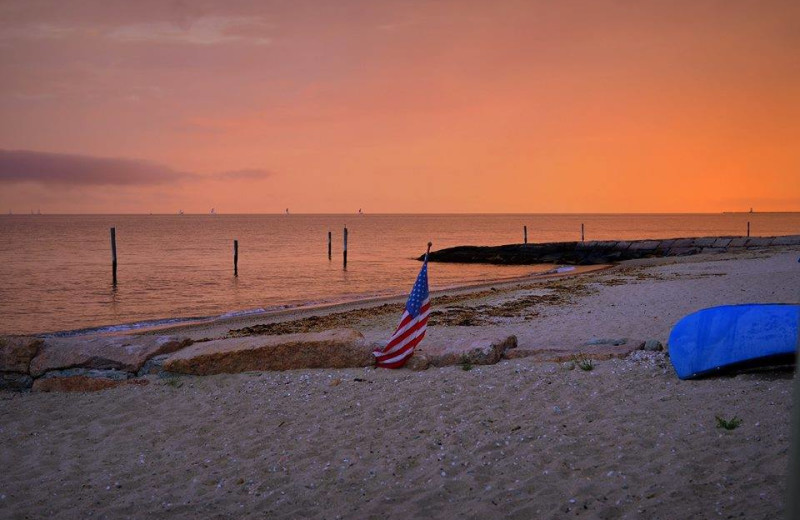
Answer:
[1,247,798,519]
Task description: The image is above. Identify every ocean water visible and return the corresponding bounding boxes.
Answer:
[0,213,798,335]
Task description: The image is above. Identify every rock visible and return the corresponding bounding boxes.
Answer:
[772,236,800,246]
[137,354,171,376]
[693,237,717,247]
[667,247,700,256]
[29,335,193,377]
[744,237,772,248]
[505,339,644,362]
[163,329,371,375]
[628,240,660,252]
[411,335,517,368]
[0,335,43,373]
[0,372,34,391]
[643,339,664,352]
[405,352,431,371]
[32,368,133,392]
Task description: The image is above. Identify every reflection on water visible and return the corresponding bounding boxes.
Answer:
[0,213,798,334]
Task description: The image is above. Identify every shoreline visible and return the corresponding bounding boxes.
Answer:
[43,264,610,339]
[137,264,610,340]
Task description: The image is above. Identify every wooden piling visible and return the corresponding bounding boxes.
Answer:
[233,240,238,277]
[747,221,750,237]
[524,225,528,245]
[343,226,348,269]
[110,227,117,285]
[328,230,332,260]
[581,223,585,242]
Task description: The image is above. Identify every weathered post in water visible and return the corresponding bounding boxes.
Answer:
[747,221,751,237]
[524,225,528,245]
[343,226,348,269]
[581,223,585,242]
[110,227,117,285]
[328,230,332,260]
[233,240,239,277]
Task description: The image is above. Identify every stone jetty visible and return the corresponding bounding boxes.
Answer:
[422,234,800,265]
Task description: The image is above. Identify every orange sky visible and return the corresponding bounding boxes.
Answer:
[0,0,798,213]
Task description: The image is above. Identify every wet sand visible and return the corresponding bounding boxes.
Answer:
[1,248,798,519]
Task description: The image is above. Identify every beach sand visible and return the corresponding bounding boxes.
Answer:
[1,248,798,519]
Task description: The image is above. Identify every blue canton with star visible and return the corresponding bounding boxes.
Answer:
[405,261,429,317]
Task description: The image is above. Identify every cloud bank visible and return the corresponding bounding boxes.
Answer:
[0,150,189,186]
[0,150,273,187]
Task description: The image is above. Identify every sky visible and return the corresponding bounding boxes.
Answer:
[0,0,798,214]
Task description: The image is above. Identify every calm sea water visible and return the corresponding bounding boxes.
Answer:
[1,213,798,335]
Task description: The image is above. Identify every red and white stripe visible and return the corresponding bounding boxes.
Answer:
[373,297,430,368]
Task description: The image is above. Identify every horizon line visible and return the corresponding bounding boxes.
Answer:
[4,211,800,216]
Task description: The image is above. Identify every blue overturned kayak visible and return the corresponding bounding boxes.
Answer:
[669,304,799,379]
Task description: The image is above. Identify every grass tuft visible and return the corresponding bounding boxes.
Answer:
[164,377,183,388]
[460,356,473,371]
[715,415,742,430]
[573,354,594,371]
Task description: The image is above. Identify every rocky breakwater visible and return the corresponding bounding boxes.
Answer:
[422,234,800,265]
[0,328,661,392]
[0,334,193,392]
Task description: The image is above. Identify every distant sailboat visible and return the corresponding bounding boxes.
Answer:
[210,207,216,215]
[358,208,364,216]
[285,208,290,215]
[178,209,184,215]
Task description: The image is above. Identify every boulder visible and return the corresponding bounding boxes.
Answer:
[727,237,749,248]
[137,354,171,376]
[163,329,371,375]
[628,240,660,252]
[772,236,800,246]
[29,335,192,377]
[0,335,43,373]
[744,237,772,248]
[410,335,517,368]
[643,339,664,352]
[405,353,431,371]
[667,247,700,257]
[0,372,34,391]
[693,237,717,247]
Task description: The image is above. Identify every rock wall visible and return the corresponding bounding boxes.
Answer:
[424,235,800,265]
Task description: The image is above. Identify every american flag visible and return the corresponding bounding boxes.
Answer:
[373,250,431,368]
